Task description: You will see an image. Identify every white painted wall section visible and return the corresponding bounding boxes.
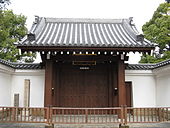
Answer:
[125,70,156,107]
[0,64,14,106]
[1,61,170,108]
[11,70,45,107]
[0,72,12,106]
[154,65,170,107]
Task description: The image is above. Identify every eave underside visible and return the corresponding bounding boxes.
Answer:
[18,46,154,53]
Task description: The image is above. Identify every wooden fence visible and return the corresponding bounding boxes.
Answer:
[0,107,47,123]
[51,107,122,124]
[0,106,170,125]
[126,107,170,123]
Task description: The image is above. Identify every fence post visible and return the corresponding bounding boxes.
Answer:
[46,106,50,124]
[85,109,88,123]
[45,106,54,128]
[119,106,129,128]
[124,105,127,125]
[46,106,52,124]
[12,107,16,121]
[158,108,163,122]
[120,105,124,124]
[49,105,53,124]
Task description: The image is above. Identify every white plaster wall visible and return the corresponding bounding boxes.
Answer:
[125,70,156,107]
[11,70,45,107]
[0,72,12,106]
[154,65,170,107]
[2,62,170,108]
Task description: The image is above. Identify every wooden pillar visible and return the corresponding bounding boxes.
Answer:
[108,63,113,107]
[44,60,53,107]
[113,63,118,107]
[117,59,126,106]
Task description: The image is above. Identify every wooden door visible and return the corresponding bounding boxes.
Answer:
[125,82,132,107]
[84,64,108,107]
[57,63,109,107]
[59,64,82,107]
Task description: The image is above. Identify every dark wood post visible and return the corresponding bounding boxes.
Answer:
[44,60,53,107]
[85,109,88,123]
[117,59,126,106]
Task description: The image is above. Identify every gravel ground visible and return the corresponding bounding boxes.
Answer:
[0,123,170,128]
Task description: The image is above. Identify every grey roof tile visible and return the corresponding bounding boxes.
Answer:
[18,17,154,48]
[126,64,156,70]
[126,59,170,70]
[0,59,42,70]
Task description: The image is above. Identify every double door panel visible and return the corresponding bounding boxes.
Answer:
[58,64,108,107]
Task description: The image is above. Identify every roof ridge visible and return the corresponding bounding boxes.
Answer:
[129,63,156,66]
[127,59,170,70]
[0,58,15,68]
[154,58,170,68]
[45,17,128,24]
[0,58,42,69]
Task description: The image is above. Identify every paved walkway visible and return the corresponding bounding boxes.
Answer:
[129,123,170,128]
[0,123,45,128]
[0,123,170,128]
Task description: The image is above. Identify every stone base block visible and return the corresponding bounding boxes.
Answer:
[45,124,54,128]
[119,124,129,128]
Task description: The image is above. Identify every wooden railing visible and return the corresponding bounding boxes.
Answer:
[126,107,170,123]
[0,107,47,123]
[51,107,122,124]
[0,106,170,125]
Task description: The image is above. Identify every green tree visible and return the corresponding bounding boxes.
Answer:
[0,10,36,62]
[140,2,170,63]
[0,0,36,62]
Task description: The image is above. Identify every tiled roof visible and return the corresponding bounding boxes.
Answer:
[126,59,170,70]
[126,64,155,70]
[0,59,15,68]
[1,58,170,70]
[13,63,42,69]
[0,59,42,69]
[18,17,154,49]
[154,59,170,69]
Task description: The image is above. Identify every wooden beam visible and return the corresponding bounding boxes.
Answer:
[42,54,119,63]
[117,59,126,106]
[44,60,53,107]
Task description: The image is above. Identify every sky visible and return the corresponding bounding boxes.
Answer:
[8,0,165,63]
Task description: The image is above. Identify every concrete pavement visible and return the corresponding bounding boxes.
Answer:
[0,123,170,128]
